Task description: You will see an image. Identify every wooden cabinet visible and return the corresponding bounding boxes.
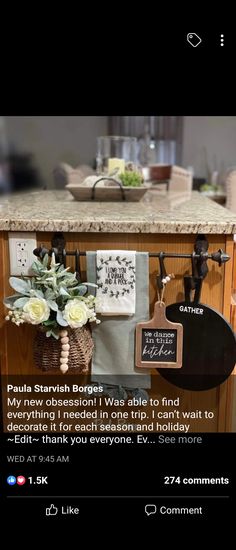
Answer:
[0,230,235,432]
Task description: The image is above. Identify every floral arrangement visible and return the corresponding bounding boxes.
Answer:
[4,253,100,340]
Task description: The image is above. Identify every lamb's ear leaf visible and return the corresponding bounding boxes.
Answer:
[72,285,87,296]
[9,277,30,294]
[47,300,58,312]
[3,294,21,308]
[33,290,44,299]
[56,309,68,327]
[51,330,60,340]
[31,261,43,275]
[57,268,71,277]
[59,287,70,297]
[43,254,49,267]
[14,297,29,308]
[42,319,56,327]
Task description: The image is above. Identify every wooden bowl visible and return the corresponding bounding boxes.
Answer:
[66,182,150,202]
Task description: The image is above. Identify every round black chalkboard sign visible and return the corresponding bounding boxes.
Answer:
[157,301,236,391]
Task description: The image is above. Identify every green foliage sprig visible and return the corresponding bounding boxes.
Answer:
[119,171,143,187]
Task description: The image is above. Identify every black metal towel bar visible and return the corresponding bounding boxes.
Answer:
[33,233,230,300]
[63,250,229,263]
[33,232,230,286]
[34,247,229,265]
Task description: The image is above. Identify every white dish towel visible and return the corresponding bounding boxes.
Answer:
[95,250,136,315]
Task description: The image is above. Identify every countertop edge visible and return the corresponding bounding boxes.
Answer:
[1,220,236,234]
[1,190,236,234]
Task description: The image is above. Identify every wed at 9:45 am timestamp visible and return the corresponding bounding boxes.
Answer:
[7,454,70,463]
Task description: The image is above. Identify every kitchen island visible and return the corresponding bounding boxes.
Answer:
[1,189,235,431]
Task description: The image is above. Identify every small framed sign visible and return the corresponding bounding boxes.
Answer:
[136,301,183,369]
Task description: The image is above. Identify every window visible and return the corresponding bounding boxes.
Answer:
[108,116,183,165]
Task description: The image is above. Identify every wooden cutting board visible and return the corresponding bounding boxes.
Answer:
[135,301,183,369]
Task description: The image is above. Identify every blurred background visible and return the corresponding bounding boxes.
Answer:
[1,115,236,200]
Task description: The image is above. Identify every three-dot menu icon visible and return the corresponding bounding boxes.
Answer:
[220,34,224,46]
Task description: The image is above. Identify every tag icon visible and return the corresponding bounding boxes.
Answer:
[187,33,202,47]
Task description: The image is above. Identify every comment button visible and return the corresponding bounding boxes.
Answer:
[145,504,157,516]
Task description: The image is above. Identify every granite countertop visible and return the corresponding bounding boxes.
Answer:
[0,189,236,234]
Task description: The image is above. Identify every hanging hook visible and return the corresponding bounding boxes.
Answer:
[51,232,66,264]
[156,251,167,293]
[157,252,167,291]
[184,251,203,303]
[194,234,209,278]
[156,253,175,302]
[191,251,198,278]
[75,250,81,282]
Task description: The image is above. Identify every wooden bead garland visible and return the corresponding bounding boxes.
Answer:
[59,329,70,373]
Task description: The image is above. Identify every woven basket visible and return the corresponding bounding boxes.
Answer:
[33,325,94,373]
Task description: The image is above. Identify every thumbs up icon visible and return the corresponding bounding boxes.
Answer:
[45,504,58,516]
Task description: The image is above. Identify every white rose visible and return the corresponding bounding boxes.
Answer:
[23,298,50,325]
[63,299,89,328]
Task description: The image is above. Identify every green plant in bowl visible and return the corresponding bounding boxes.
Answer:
[200,183,219,193]
[119,171,143,187]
